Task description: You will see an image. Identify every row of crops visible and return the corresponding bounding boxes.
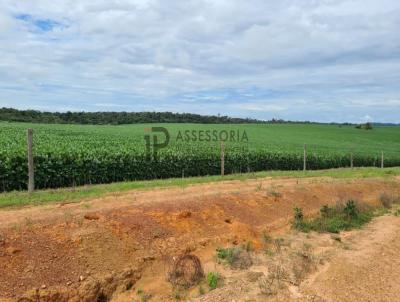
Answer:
[0,122,399,192]
[1,151,399,192]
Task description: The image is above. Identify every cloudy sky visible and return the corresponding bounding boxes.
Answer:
[0,0,399,122]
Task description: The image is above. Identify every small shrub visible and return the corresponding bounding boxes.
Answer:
[216,247,242,265]
[216,247,232,262]
[262,232,273,245]
[262,232,274,255]
[216,246,252,269]
[259,264,288,296]
[292,207,311,232]
[292,244,315,284]
[206,272,219,290]
[294,207,304,221]
[292,255,314,285]
[268,190,282,199]
[344,200,358,219]
[258,274,276,296]
[320,205,334,218]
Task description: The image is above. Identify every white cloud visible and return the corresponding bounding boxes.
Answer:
[234,102,286,112]
[362,115,372,122]
[0,0,399,122]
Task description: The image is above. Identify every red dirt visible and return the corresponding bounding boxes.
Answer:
[0,176,399,301]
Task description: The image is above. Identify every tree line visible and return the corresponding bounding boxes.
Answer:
[1,107,395,126]
[0,107,265,125]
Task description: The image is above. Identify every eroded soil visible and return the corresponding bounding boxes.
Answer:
[0,176,399,301]
[192,213,400,302]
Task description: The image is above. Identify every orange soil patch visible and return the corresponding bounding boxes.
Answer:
[0,177,398,301]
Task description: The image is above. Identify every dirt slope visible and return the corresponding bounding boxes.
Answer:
[0,176,399,301]
[192,215,400,302]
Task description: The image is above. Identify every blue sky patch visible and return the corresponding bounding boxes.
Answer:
[15,14,64,32]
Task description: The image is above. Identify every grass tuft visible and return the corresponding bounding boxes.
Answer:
[216,246,252,269]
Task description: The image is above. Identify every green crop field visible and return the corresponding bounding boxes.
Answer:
[0,122,399,192]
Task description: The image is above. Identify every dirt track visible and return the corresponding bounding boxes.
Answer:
[0,176,399,301]
[302,214,400,302]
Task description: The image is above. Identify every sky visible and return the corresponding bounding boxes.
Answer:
[0,0,399,123]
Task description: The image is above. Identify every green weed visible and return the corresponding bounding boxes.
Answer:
[206,272,220,290]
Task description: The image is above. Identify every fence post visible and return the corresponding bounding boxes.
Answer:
[27,129,34,193]
[221,140,225,176]
[303,144,307,171]
[381,151,384,169]
[350,153,353,169]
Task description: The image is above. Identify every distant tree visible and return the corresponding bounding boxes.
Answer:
[364,122,373,130]
[355,122,373,130]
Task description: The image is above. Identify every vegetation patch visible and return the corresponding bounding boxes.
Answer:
[216,246,252,269]
[291,244,316,284]
[206,272,220,290]
[258,264,288,296]
[292,200,375,233]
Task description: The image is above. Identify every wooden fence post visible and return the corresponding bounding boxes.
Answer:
[221,140,225,176]
[303,144,307,171]
[350,153,353,169]
[27,129,34,193]
[381,151,384,169]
